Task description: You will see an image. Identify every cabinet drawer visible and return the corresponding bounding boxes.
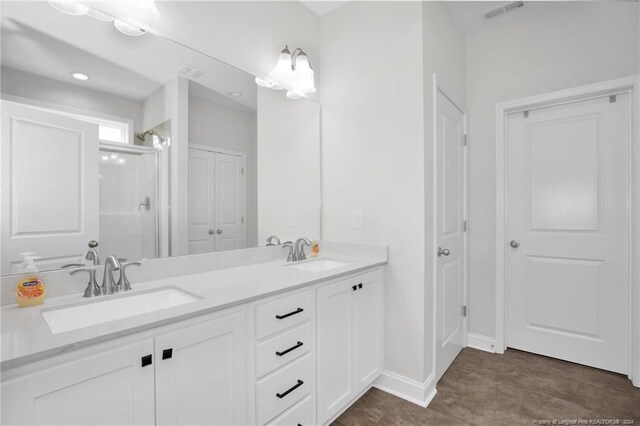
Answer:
[255,290,312,339]
[256,322,312,378]
[266,396,313,426]
[256,354,313,425]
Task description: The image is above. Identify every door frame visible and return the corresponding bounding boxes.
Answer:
[188,144,247,248]
[495,75,640,386]
[431,74,469,378]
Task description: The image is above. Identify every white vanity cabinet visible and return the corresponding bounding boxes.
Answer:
[1,339,156,426]
[316,269,384,425]
[1,310,246,426]
[154,311,247,426]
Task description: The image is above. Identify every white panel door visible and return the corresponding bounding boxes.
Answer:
[155,312,247,426]
[435,91,466,381]
[506,94,629,374]
[214,152,244,251]
[317,280,355,424]
[187,148,215,254]
[2,339,155,426]
[354,272,383,391]
[1,101,99,272]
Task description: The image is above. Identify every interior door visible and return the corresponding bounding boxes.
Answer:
[1,101,99,273]
[187,148,215,254]
[435,90,466,382]
[214,152,244,251]
[506,94,630,374]
[155,312,246,426]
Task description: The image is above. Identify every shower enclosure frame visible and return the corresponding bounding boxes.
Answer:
[99,141,166,259]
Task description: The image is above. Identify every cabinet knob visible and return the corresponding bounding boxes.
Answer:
[141,354,152,367]
[162,348,173,360]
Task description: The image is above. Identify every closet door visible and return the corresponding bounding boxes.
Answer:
[1,100,99,272]
[214,152,244,251]
[187,148,215,254]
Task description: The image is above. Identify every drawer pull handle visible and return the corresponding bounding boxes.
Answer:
[276,379,304,399]
[276,307,304,320]
[276,341,304,357]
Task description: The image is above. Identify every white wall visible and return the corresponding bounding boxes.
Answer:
[189,94,258,247]
[466,2,640,338]
[257,88,320,244]
[321,1,427,382]
[1,66,142,130]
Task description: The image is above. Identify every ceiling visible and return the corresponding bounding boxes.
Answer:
[1,1,256,109]
[445,1,572,36]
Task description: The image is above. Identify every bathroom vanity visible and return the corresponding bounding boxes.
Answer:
[1,248,386,426]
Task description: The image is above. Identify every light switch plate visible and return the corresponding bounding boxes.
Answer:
[352,210,363,229]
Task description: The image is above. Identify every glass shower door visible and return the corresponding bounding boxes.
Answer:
[99,145,158,260]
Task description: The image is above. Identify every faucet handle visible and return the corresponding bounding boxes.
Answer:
[116,262,141,292]
[282,242,295,262]
[70,266,101,297]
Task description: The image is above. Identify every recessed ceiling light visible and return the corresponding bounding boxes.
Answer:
[228,91,242,98]
[71,72,89,81]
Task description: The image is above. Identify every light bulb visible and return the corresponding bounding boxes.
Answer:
[48,0,88,16]
[114,19,147,36]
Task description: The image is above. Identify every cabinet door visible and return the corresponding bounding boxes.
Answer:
[354,272,384,391]
[2,339,155,426]
[155,311,246,426]
[317,279,355,424]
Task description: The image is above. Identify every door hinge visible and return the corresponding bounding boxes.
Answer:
[241,168,244,175]
[523,110,529,118]
[462,305,467,318]
[463,220,468,232]
[609,95,617,103]
[463,134,468,146]
[241,216,244,224]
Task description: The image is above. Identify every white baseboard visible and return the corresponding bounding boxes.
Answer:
[466,333,496,353]
[372,370,437,408]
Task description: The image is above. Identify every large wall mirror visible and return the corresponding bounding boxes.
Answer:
[0,1,321,275]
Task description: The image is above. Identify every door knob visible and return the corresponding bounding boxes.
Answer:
[208,229,214,235]
[216,229,223,234]
[510,240,520,248]
[437,247,450,257]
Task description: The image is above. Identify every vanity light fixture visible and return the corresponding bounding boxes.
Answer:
[255,46,317,99]
[48,0,159,37]
[71,72,89,81]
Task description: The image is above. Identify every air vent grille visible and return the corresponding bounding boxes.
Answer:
[482,1,524,21]
[177,65,204,79]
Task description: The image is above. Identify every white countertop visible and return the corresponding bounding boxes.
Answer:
[1,254,386,370]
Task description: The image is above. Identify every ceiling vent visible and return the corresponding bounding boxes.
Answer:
[482,1,525,21]
[177,65,204,79]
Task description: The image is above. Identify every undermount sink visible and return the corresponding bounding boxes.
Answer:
[287,259,351,273]
[42,288,199,335]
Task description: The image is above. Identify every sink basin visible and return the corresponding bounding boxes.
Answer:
[42,288,199,335]
[287,259,350,273]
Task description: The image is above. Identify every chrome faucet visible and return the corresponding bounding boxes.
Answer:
[266,235,282,246]
[293,238,312,262]
[101,255,121,295]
